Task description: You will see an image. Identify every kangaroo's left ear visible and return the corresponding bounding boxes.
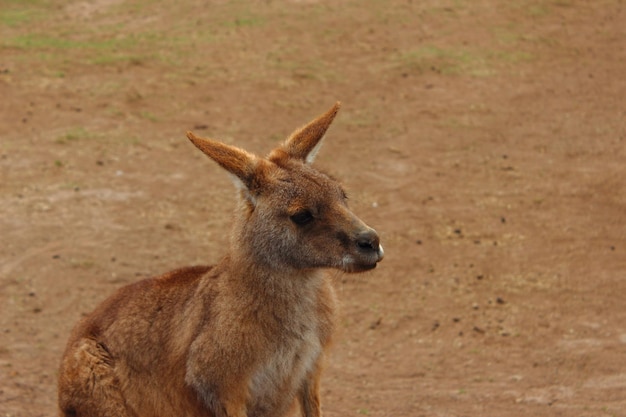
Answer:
[270,102,341,164]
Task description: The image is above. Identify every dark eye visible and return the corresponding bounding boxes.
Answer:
[290,210,314,226]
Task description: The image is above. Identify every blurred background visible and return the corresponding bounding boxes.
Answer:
[1,1,625,416]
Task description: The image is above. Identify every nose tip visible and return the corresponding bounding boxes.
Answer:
[356,229,380,252]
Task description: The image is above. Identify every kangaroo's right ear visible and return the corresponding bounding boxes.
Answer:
[187,131,260,192]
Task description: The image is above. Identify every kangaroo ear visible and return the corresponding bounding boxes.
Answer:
[271,102,341,164]
[187,131,260,191]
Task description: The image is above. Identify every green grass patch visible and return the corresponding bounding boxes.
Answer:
[488,50,533,64]
[2,26,192,68]
[0,0,48,27]
[6,33,129,50]
[229,14,265,28]
[393,44,533,77]
[55,127,97,144]
[0,8,38,27]
[394,46,490,76]
[139,111,159,122]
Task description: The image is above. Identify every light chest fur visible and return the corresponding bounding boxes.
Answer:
[248,317,322,410]
[242,272,328,413]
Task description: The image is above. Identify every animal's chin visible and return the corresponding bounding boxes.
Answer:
[341,261,379,274]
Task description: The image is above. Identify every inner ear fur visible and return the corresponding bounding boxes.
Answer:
[270,102,341,164]
[187,131,260,190]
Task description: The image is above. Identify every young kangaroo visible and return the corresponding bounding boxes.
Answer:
[57,102,384,417]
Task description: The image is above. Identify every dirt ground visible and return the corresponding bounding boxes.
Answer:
[1,0,625,416]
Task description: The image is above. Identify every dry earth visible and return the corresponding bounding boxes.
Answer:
[1,0,625,416]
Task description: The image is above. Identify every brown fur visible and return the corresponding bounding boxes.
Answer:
[57,102,384,417]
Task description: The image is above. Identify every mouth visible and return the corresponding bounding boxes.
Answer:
[341,245,384,273]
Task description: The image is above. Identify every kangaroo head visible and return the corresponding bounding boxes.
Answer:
[187,102,384,273]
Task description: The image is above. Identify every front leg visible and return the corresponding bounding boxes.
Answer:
[188,375,250,417]
[215,385,250,417]
[186,337,252,417]
[298,360,324,417]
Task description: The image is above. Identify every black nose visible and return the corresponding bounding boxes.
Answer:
[356,229,380,252]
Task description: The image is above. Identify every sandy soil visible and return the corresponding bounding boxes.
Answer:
[1,0,625,416]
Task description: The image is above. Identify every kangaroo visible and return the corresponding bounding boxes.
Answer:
[57,102,384,417]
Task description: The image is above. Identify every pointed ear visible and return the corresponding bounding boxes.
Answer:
[271,102,341,164]
[187,131,259,190]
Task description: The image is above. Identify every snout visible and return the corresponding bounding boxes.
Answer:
[344,228,384,272]
[356,229,384,260]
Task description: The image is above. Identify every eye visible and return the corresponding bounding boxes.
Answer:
[290,210,314,226]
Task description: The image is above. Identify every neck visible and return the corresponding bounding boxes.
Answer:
[220,251,324,301]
